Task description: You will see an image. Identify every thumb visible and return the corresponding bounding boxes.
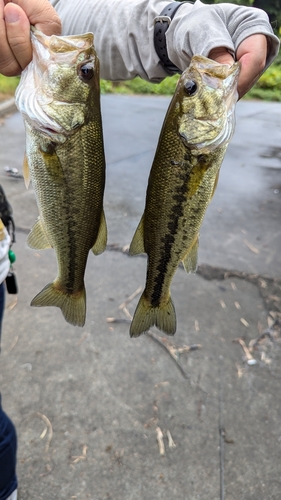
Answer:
[4,0,61,36]
[4,0,62,74]
[4,3,31,74]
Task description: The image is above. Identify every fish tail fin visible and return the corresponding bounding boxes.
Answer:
[31,282,86,327]
[130,292,176,338]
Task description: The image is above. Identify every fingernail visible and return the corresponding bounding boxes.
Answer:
[4,9,20,24]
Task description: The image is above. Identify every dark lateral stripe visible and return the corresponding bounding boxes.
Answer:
[150,169,190,307]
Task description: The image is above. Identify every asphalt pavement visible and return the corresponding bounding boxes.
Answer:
[0,95,281,500]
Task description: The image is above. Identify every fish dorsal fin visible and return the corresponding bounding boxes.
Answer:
[129,215,145,255]
[27,217,52,249]
[92,210,107,255]
[182,234,199,273]
[23,153,30,189]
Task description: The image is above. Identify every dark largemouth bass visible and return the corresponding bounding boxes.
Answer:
[15,28,107,327]
[129,55,240,337]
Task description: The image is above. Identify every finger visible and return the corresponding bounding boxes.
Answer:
[236,34,267,98]
[4,0,61,36]
[0,0,18,76]
[4,3,31,74]
[208,47,234,67]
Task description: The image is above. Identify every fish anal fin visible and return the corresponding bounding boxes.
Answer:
[182,234,199,273]
[129,215,145,255]
[31,281,86,327]
[130,292,176,337]
[27,218,52,249]
[92,210,107,255]
[23,153,30,189]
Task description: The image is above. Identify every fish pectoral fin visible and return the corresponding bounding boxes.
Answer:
[23,153,31,189]
[130,292,176,338]
[92,210,107,255]
[31,281,86,327]
[27,218,52,249]
[129,215,145,255]
[182,234,199,274]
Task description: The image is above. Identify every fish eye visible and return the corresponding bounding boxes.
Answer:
[79,63,94,81]
[184,80,197,96]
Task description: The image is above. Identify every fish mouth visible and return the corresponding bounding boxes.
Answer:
[44,127,59,134]
[38,125,65,138]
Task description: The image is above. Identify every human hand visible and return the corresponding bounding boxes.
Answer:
[208,34,268,99]
[0,0,61,76]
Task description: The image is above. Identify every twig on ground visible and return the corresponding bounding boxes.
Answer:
[249,329,275,351]
[240,318,250,328]
[6,297,17,311]
[243,239,259,254]
[194,320,200,332]
[8,335,18,352]
[236,363,244,378]
[167,430,176,449]
[156,427,165,456]
[35,412,53,452]
[146,331,191,380]
[122,306,133,320]
[106,317,131,324]
[232,338,257,365]
[76,332,89,346]
[72,445,88,464]
[118,286,142,310]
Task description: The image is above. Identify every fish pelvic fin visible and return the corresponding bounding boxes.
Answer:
[182,234,199,273]
[129,215,145,255]
[31,282,86,327]
[92,210,107,255]
[27,218,52,249]
[130,292,176,338]
[23,153,30,189]
[211,171,220,200]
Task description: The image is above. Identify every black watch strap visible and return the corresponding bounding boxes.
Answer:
[154,1,195,75]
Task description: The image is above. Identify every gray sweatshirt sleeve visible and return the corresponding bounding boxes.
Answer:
[49,0,280,82]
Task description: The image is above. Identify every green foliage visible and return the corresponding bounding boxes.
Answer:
[246,87,281,101]
[100,75,179,95]
[0,75,19,95]
[245,61,281,100]
[202,0,253,5]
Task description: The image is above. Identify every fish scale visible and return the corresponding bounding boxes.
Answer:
[129,55,240,337]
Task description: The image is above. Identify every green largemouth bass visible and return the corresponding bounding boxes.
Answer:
[129,55,240,337]
[15,28,107,327]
